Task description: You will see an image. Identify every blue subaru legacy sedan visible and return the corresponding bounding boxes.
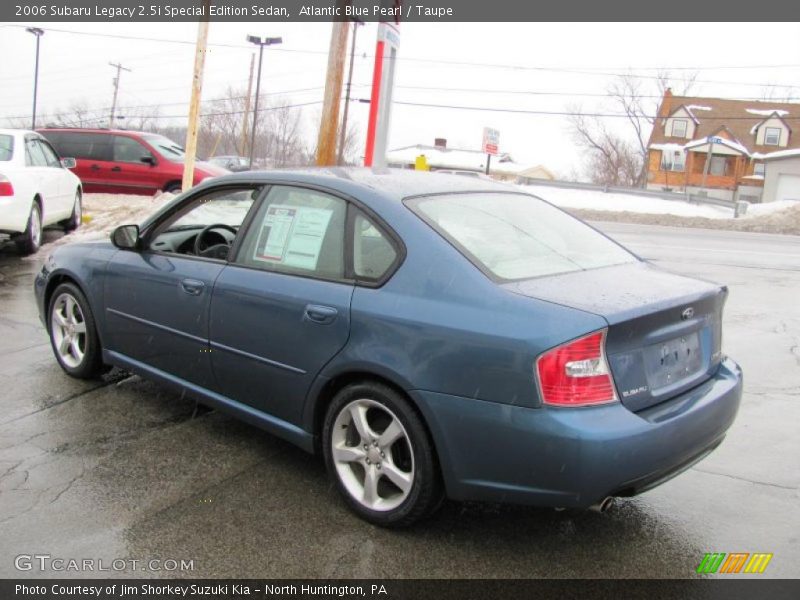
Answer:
[35,168,742,527]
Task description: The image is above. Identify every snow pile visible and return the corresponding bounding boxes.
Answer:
[518,184,734,219]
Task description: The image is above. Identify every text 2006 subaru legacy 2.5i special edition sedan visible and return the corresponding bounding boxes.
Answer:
[35,169,742,527]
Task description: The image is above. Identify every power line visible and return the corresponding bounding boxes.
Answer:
[377,99,800,120]
[5,23,800,89]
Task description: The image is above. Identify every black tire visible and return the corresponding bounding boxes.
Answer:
[62,190,82,232]
[322,381,443,527]
[164,182,182,194]
[47,282,105,379]
[15,202,42,255]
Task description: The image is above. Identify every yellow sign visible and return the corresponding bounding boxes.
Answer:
[415,155,429,171]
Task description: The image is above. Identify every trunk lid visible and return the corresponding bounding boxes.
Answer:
[504,262,727,412]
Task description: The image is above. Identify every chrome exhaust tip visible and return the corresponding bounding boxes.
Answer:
[588,496,615,513]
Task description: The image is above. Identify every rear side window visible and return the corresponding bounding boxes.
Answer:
[407,193,636,281]
[43,132,112,161]
[0,135,13,161]
[353,212,397,281]
[236,186,347,280]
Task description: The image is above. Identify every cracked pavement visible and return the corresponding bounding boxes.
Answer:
[0,223,798,578]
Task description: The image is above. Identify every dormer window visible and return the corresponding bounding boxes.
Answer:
[764,127,781,146]
[672,119,688,138]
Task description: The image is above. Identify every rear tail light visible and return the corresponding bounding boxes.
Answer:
[535,330,617,407]
[0,174,13,196]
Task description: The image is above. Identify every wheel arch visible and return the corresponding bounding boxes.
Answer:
[306,367,446,476]
[43,272,87,332]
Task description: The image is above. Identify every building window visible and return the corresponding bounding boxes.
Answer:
[764,127,781,146]
[710,156,729,176]
[671,119,688,138]
[660,150,685,172]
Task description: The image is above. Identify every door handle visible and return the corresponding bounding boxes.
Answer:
[180,279,205,296]
[304,304,338,324]
[111,166,122,172]
[90,164,101,171]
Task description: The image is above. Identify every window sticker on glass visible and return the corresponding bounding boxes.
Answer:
[253,204,333,270]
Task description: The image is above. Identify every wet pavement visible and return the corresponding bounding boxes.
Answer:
[0,224,798,579]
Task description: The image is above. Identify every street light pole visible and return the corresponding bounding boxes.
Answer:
[26,27,44,129]
[246,35,282,168]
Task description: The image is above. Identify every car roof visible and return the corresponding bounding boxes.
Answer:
[219,167,513,201]
[0,128,35,137]
[36,128,153,136]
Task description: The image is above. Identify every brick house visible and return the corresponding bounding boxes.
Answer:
[646,90,800,202]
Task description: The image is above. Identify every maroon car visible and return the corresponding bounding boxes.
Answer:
[38,128,228,195]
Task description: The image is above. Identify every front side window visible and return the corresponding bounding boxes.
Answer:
[25,138,48,167]
[141,134,185,163]
[236,186,347,280]
[353,212,397,281]
[764,127,781,146]
[671,119,688,138]
[114,136,153,163]
[37,139,62,167]
[753,162,765,177]
[408,193,636,281]
[149,187,261,258]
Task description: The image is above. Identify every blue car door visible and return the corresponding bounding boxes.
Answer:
[209,185,354,425]
[103,186,261,389]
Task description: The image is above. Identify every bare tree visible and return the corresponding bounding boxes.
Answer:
[569,70,698,187]
[760,84,798,102]
[568,110,641,187]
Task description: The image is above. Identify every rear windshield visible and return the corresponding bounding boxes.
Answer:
[407,192,637,281]
[0,135,13,161]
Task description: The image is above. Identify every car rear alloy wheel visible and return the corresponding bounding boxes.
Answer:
[48,283,105,378]
[16,202,42,255]
[323,382,442,527]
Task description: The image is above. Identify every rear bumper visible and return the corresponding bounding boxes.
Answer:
[0,196,31,234]
[411,358,742,507]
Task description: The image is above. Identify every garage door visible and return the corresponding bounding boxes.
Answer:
[775,174,800,202]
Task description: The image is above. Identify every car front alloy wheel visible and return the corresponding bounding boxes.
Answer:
[48,283,105,379]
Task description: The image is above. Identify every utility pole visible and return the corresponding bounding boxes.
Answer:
[240,53,255,158]
[247,35,283,168]
[26,28,44,130]
[316,17,349,166]
[182,0,210,191]
[108,62,132,128]
[337,20,362,165]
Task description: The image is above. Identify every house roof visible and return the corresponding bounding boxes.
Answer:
[648,94,800,156]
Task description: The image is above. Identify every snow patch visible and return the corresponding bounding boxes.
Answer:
[746,108,789,117]
[517,185,733,219]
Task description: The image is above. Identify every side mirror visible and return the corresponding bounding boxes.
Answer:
[140,155,156,166]
[61,157,77,169]
[111,224,140,250]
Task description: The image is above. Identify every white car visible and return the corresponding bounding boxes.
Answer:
[0,129,82,254]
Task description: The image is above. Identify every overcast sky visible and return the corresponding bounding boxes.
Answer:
[1,22,798,174]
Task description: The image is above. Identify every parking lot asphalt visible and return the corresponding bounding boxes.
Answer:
[0,223,798,579]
